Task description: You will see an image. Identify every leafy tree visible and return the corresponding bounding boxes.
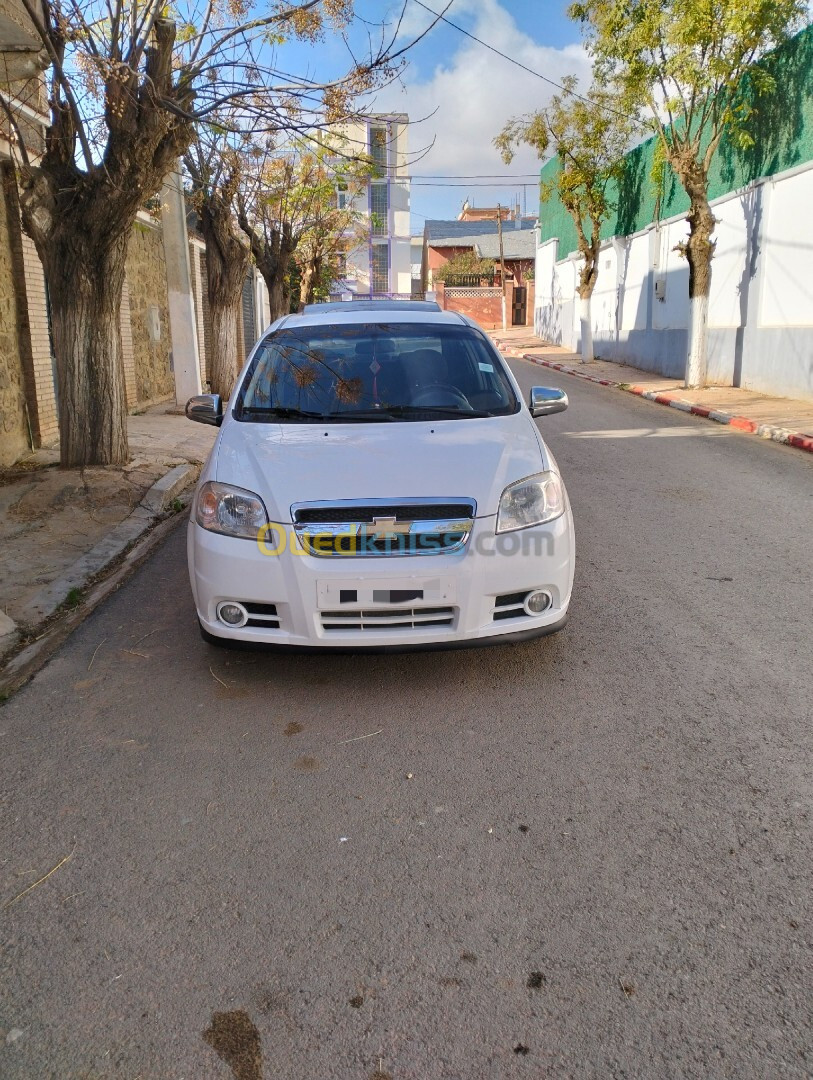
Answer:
[496,77,632,362]
[0,0,406,464]
[569,0,807,385]
[431,250,495,283]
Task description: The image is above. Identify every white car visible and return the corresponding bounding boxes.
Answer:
[186,301,574,650]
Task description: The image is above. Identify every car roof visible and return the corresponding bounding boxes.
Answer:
[301,300,441,314]
[274,303,476,332]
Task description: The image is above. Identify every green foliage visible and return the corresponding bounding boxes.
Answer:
[569,0,807,183]
[63,588,82,610]
[432,250,495,282]
[496,77,634,295]
[539,23,813,257]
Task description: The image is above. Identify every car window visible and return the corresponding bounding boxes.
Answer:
[234,322,519,422]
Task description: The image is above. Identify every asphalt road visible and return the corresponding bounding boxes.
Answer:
[2,360,812,1080]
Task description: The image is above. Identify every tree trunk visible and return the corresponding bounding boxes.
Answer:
[299,262,317,308]
[40,228,129,466]
[269,272,289,321]
[210,300,240,398]
[201,196,251,398]
[14,17,194,467]
[578,295,594,363]
[577,249,599,364]
[684,192,715,389]
[236,206,295,322]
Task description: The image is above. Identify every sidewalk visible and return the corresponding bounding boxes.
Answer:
[0,402,216,661]
[488,327,813,454]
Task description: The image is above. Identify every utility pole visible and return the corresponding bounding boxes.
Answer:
[497,204,507,331]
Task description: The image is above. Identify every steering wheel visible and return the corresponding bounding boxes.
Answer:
[411,384,474,411]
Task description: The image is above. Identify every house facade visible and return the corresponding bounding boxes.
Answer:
[422,218,536,291]
[330,113,412,299]
[420,219,537,329]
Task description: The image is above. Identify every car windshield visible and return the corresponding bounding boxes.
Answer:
[234,322,519,422]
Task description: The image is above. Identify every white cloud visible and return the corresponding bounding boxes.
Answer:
[373,0,592,221]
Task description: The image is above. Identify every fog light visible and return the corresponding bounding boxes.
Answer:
[524,590,551,616]
[217,601,248,627]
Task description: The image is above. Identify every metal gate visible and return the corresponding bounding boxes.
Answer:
[241,276,256,356]
[512,286,527,326]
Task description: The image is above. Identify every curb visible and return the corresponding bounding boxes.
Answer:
[497,345,813,455]
[0,463,200,692]
[0,502,193,698]
[12,463,199,628]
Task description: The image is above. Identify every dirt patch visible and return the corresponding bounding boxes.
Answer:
[203,1009,262,1080]
[294,756,320,772]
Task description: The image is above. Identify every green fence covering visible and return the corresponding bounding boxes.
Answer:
[538,25,813,258]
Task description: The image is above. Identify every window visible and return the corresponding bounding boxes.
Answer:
[371,245,389,293]
[370,183,388,236]
[336,180,348,210]
[370,126,388,171]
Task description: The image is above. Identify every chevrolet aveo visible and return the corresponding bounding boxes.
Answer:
[185,301,574,650]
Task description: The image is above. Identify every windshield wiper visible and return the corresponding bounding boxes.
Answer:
[379,405,493,419]
[322,409,396,422]
[239,406,327,421]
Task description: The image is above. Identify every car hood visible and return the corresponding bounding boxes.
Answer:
[215,412,549,522]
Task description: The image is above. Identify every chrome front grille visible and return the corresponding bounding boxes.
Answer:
[294,503,473,524]
[321,606,455,631]
[292,498,476,557]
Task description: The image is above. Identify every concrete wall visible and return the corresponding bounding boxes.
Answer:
[125,219,173,405]
[535,161,813,401]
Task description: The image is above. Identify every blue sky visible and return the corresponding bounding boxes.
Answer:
[274,0,590,231]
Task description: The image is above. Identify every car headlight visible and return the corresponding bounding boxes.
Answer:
[496,471,565,533]
[195,481,268,539]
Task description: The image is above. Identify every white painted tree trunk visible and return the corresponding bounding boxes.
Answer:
[579,296,594,363]
[685,293,709,388]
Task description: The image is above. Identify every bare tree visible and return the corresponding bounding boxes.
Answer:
[236,134,370,318]
[185,132,252,397]
[0,0,414,464]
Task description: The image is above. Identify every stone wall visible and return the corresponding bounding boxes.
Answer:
[125,220,173,404]
[0,170,29,465]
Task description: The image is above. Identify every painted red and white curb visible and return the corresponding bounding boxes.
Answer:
[495,344,813,455]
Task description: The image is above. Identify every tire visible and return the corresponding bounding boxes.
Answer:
[198,619,240,649]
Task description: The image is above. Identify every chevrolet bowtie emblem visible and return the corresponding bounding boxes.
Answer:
[368,516,411,537]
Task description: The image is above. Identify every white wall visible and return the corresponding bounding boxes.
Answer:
[534,159,813,401]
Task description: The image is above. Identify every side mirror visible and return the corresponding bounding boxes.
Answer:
[186,394,223,426]
[529,386,568,417]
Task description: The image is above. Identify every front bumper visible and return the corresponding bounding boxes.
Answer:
[188,512,574,650]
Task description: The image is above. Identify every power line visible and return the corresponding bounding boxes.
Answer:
[410,180,538,186]
[411,173,540,179]
[411,0,629,121]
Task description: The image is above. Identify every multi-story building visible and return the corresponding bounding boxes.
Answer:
[331,113,412,299]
